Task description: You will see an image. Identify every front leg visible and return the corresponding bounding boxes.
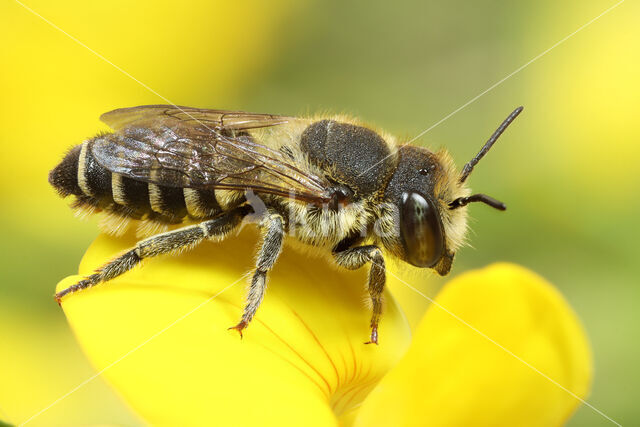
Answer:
[229,211,285,337]
[333,244,386,344]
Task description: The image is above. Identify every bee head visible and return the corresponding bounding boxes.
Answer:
[383,107,522,275]
[384,145,462,275]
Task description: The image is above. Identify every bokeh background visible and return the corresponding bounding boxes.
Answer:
[1,0,638,425]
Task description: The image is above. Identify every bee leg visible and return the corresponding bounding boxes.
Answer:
[54,205,250,304]
[333,245,385,345]
[229,212,284,337]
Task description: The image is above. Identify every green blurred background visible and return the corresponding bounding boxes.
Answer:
[1,0,638,425]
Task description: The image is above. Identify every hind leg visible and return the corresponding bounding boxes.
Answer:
[55,205,250,303]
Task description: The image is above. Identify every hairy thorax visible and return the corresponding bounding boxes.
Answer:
[265,196,375,249]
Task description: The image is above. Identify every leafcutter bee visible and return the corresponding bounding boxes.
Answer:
[49,105,523,344]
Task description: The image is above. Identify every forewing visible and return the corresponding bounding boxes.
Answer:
[93,106,332,203]
[100,104,291,133]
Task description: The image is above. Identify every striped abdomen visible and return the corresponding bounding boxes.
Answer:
[49,139,244,229]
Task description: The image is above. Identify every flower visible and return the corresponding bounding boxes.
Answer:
[56,227,591,426]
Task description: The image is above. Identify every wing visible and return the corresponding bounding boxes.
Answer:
[100,104,292,132]
[92,105,333,204]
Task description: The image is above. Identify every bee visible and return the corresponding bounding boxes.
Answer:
[49,105,523,344]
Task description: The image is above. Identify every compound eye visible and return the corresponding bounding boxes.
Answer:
[399,192,444,268]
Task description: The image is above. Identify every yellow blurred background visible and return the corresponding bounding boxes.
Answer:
[0,0,638,425]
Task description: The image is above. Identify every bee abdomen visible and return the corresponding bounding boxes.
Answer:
[49,144,83,197]
[50,141,234,225]
[50,141,138,216]
[49,141,114,208]
[149,184,187,223]
[78,141,113,205]
[184,188,223,218]
[112,173,150,214]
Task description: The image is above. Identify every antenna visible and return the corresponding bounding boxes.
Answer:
[459,106,523,183]
[449,194,506,211]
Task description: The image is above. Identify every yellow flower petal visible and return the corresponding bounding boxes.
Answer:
[354,263,592,427]
[56,227,411,426]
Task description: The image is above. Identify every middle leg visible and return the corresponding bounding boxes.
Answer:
[229,211,285,337]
